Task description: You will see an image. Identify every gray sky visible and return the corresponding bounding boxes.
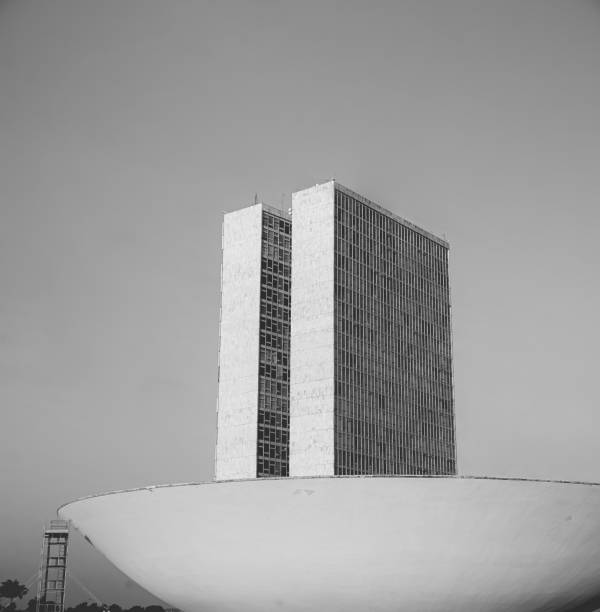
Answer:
[1,0,600,606]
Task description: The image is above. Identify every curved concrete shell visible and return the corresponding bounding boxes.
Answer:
[59,477,600,612]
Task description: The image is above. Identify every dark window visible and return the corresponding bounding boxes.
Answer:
[257,210,292,478]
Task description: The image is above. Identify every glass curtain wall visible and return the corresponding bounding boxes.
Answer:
[333,189,456,476]
[257,210,292,477]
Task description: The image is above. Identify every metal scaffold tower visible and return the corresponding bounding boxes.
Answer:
[36,520,70,612]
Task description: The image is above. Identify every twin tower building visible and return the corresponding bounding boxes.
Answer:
[215,180,456,481]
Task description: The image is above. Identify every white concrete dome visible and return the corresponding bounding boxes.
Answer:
[59,476,600,612]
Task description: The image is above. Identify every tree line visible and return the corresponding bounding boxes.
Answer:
[1,580,175,612]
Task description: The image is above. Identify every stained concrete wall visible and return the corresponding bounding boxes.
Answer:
[290,181,335,476]
[214,204,262,481]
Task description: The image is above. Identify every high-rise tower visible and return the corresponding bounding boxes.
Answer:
[290,181,455,477]
[215,203,291,481]
[215,181,455,480]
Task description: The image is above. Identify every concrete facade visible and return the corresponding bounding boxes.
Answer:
[289,182,336,477]
[214,205,262,481]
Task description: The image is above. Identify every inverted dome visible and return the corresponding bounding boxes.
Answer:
[59,476,600,612]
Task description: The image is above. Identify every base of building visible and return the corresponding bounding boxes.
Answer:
[59,476,600,612]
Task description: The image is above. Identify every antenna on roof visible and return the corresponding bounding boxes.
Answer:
[254,193,258,205]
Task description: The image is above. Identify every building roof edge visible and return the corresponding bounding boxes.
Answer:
[334,181,450,248]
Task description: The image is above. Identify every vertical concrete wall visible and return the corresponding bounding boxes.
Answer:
[215,205,262,481]
[290,182,336,476]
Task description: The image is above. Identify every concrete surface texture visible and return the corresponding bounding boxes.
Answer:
[215,205,263,480]
[59,476,600,612]
[290,181,336,476]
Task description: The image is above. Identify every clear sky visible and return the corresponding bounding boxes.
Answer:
[1,0,600,607]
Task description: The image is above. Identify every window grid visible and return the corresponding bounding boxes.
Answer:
[333,190,456,476]
[257,210,292,478]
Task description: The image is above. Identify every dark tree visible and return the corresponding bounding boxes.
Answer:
[0,581,29,609]
[25,597,38,612]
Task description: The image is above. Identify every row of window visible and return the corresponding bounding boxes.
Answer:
[335,241,449,287]
[336,343,451,370]
[354,429,454,451]
[335,453,455,476]
[257,210,292,479]
[336,377,453,403]
[337,426,454,449]
[336,415,454,440]
[262,242,291,263]
[261,257,291,278]
[335,270,449,309]
[333,190,455,476]
[259,392,289,413]
[262,212,291,235]
[337,341,452,372]
[335,284,450,325]
[336,366,451,389]
[261,304,290,325]
[259,378,289,396]
[260,317,290,337]
[337,300,450,334]
[335,191,446,258]
[260,331,290,352]
[336,343,452,375]
[260,346,289,366]
[336,372,453,399]
[262,229,291,249]
[335,404,453,438]
[336,230,448,276]
[336,318,450,349]
[259,363,289,382]
[257,459,288,477]
[336,329,451,356]
[261,272,290,292]
[258,425,289,444]
[335,438,455,466]
[258,409,289,428]
[261,288,289,307]
[259,439,288,462]
[335,377,453,398]
[334,285,450,326]
[334,362,452,382]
